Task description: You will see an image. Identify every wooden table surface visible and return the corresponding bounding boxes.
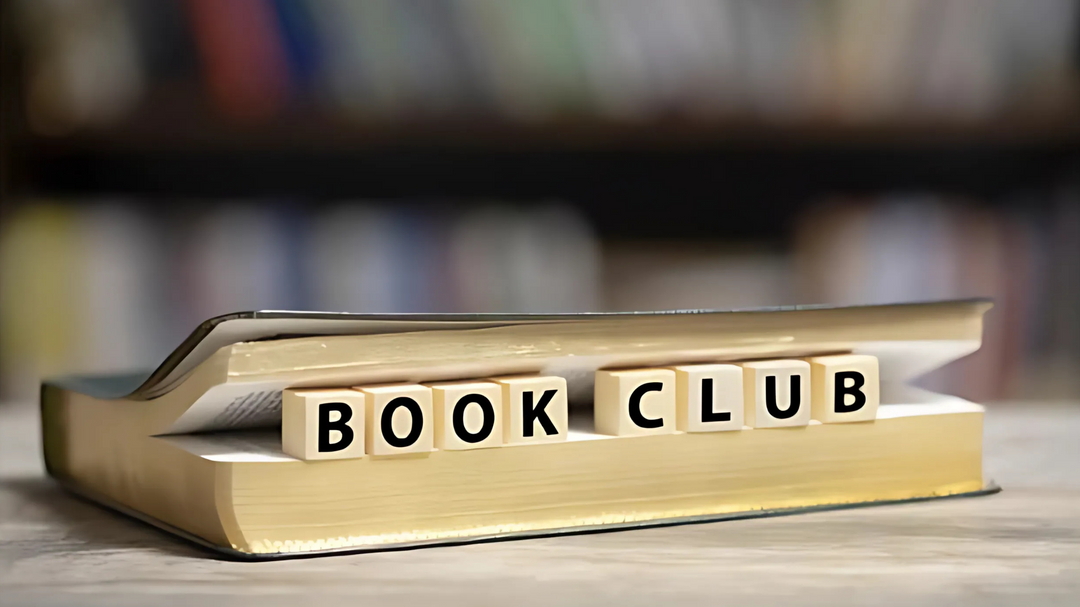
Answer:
[2,400,1078,606]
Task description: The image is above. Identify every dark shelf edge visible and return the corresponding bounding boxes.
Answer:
[8,137,1080,240]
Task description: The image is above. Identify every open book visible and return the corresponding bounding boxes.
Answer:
[41,300,996,559]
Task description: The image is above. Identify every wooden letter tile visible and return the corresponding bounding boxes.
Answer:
[594,368,676,437]
[490,375,568,445]
[429,380,503,451]
[355,384,434,456]
[741,360,811,428]
[806,354,879,423]
[671,364,744,432]
[281,389,366,461]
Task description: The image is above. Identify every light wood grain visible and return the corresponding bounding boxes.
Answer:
[2,401,1078,606]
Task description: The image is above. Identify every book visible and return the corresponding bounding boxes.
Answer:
[41,299,995,559]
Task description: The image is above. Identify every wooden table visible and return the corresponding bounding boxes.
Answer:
[2,401,1078,606]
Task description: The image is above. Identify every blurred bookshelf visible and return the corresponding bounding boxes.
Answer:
[4,0,1080,238]
[2,0,1080,402]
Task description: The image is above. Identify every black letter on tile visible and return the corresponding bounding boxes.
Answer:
[834,371,866,413]
[382,397,424,448]
[629,382,665,429]
[318,402,353,452]
[700,378,731,423]
[765,375,800,419]
[453,394,495,444]
[523,389,559,437]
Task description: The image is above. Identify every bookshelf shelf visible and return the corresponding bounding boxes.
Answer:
[13,102,1080,149]
[9,113,1079,239]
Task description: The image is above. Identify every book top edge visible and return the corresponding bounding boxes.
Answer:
[43,299,992,401]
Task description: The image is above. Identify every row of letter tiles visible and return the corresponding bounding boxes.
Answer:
[593,354,879,436]
[282,376,568,461]
[281,355,878,460]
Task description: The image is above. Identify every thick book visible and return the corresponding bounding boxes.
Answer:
[41,300,996,559]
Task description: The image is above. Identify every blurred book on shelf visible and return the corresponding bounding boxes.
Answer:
[9,0,1079,136]
[2,195,1079,403]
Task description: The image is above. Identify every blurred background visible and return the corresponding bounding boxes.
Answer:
[1,0,1078,404]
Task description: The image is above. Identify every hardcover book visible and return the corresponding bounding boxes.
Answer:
[41,299,996,559]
